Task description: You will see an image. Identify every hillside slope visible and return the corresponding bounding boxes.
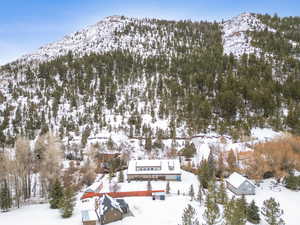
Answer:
[0,13,300,154]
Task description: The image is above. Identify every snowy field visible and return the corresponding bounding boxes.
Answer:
[1,170,300,225]
[246,179,300,225]
[100,170,199,194]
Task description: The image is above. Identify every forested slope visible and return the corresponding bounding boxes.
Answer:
[0,13,300,150]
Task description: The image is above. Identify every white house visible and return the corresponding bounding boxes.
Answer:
[127,159,181,181]
[226,172,256,195]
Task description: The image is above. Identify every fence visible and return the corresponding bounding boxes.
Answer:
[81,190,165,200]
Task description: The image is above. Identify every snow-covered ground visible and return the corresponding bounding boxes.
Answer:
[191,127,282,163]
[250,127,281,141]
[1,170,299,225]
[0,170,200,225]
[100,169,199,194]
[246,179,300,225]
[0,202,82,225]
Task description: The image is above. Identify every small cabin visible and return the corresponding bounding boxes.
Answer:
[152,191,166,200]
[226,172,256,195]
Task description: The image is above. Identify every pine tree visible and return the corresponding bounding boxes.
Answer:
[166,181,170,194]
[217,151,225,178]
[49,179,64,209]
[223,197,235,225]
[223,197,247,225]
[59,186,76,218]
[118,170,124,183]
[189,184,195,201]
[147,180,152,191]
[216,180,228,204]
[207,149,216,178]
[261,198,285,225]
[207,177,218,204]
[202,183,220,225]
[197,185,203,204]
[107,136,115,150]
[0,180,12,212]
[198,159,210,189]
[182,204,199,225]
[145,135,152,152]
[109,168,114,183]
[247,200,260,224]
[236,195,247,217]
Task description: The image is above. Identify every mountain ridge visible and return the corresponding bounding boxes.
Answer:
[11,13,270,65]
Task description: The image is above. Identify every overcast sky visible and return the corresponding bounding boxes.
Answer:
[0,0,299,65]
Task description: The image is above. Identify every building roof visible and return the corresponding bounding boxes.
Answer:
[85,181,103,193]
[116,199,128,208]
[227,172,255,189]
[99,194,123,216]
[81,210,98,222]
[136,160,161,167]
[127,159,181,175]
[152,191,165,196]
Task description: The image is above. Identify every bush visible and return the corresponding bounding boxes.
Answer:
[181,143,196,159]
[284,174,300,190]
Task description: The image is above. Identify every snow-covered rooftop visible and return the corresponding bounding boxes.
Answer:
[99,194,123,216]
[136,160,161,167]
[127,159,181,175]
[226,172,253,188]
[85,181,103,193]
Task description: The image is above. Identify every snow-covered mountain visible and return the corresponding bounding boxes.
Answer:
[0,12,299,159]
[17,13,268,64]
[19,15,192,63]
[20,16,135,62]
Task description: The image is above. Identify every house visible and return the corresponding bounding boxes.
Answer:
[127,159,181,181]
[96,194,125,224]
[81,210,99,225]
[226,172,256,195]
[98,152,120,161]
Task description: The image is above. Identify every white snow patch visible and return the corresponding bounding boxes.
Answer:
[222,13,275,57]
